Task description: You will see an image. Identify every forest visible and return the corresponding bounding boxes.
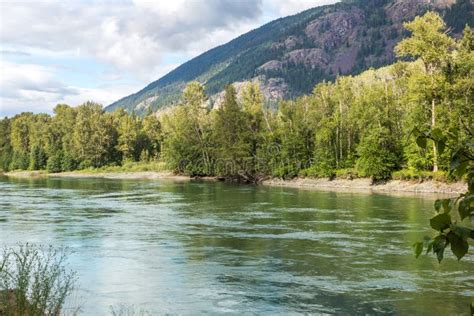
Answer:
[0,12,472,184]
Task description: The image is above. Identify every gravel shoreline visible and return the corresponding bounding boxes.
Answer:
[262,178,467,195]
[2,171,467,194]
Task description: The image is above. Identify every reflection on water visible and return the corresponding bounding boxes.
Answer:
[0,176,472,315]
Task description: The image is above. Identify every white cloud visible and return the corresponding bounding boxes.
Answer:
[0,0,339,116]
[264,0,339,16]
[0,60,140,116]
[0,0,264,80]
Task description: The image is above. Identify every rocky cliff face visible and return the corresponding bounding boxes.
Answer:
[106,0,472,113]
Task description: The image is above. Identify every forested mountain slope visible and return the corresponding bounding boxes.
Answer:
[106,0,473,113]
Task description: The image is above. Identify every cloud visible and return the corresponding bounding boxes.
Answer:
[0,50,31,57]
[0,60,139,116]
[0,0,264,80]
[0,0,339,116]
[264,0,339,16]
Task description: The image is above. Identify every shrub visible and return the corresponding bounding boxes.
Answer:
[61,152,77,172]
[272,165,298,179]
[47,151,63,173]
[299,165,335,179]
[335,168,360,180]
[392,169,417,180]
[392,169,450,182]
[78,160,93,170]
[0,244,78,315]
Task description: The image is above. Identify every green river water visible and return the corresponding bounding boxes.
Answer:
[0,176,472,315]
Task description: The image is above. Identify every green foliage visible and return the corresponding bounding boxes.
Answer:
[395,12,454,71]
[413,125,473,262]
[335,168,360,180]
[356,127,400,180]
[212,85,253,179]
[0,102,163,173]
[29,144,47,170]
[47,151,63,173]
[61,151,77,172]
[0,244,77,315]
[0,118,13,171]
[0,13,470,203]
[9,151,29,171]
[161,82,212,176]
[392,169,449,182]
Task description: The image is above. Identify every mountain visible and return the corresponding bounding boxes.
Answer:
[106,0,473,113]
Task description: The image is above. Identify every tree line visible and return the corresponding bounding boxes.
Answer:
[0,12,472,183]
[0,104,161,173]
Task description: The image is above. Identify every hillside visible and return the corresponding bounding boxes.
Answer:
[106,0,473,113]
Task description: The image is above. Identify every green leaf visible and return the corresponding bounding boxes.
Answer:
[413,242,423,258]
[450,150,461,171]
[451,150,469,177]
[447,231,469,260]
[432,235,448,263]
[425,240,433,254]
[434,199,442,212]
[450,224,472,240]
[416,136,427,149]
[441,199,451,213]
[431,128,443,141]
[458,197,473,220]
[455,161,469,178]
[430,213,451,231]
[448,126,459,137]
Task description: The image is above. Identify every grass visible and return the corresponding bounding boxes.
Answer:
[67,160,170,174]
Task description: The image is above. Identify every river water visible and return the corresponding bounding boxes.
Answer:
[0,176,472,315]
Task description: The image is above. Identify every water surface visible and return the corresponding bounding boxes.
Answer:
[0,176,472,315]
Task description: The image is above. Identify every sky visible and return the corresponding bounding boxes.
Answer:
[0,0,338,117]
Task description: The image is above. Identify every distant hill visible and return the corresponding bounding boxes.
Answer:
[106,0,473,113]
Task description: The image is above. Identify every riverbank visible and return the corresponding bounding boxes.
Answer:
[262,177,467,194]
[2,171,466,194]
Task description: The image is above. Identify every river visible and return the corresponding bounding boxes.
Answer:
[0,176,472,315]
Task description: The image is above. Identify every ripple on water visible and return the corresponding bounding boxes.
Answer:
[0,177,473,315]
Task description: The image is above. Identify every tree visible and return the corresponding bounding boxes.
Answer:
[241,82,266,178]
[47,104,77,171]
[356,126,399,180]
[10,113,33,154]
[395,11,455,172]
[29,144,47,170]
[161,82,212,175]
[212,85,252,180]
[116,113,142,162]
[411,23,473,265]
[142,114,162,160]
[10,113,34,170]
[72,102,116,168]
[276,98,315,178]
[0,118,13,171]
[182,81,213,174]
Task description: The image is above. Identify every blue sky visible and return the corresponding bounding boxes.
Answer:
[0,0,337,117]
